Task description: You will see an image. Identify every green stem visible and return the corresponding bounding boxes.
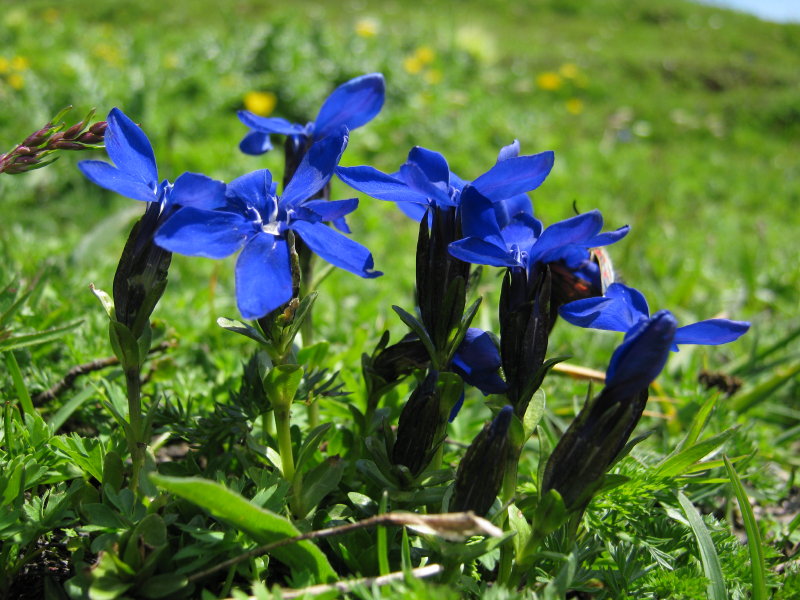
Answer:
[274,407,295,482]
[308,399,320,430]
[125,367,145,495]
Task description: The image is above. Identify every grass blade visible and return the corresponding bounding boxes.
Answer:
[677,491,727,600]
[730,361,800,414]
[723,456,768,600]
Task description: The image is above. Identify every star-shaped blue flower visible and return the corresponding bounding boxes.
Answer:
[237,73,386,155]
[154,129,381,320]
[559,282,750,351]
[448,187,629,278]
[336,141,554,223]
[78,108,226,213]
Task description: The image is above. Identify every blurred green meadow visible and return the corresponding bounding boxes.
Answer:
[1,0,799,595]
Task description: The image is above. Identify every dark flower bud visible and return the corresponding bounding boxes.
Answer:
[89,121,108,136]
[392,371,463,477]
[416,205,470,353]
[14,145,35,156]
[541,312,677,512]
[499,264,551,413]
[63,122,85,140]
[22,128,50,147]
[53,140,86,150]
[76,132,104,145]
[451,406,513,515]
[113,202,172,338]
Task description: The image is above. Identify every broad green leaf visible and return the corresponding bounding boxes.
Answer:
[263,365,304,411]
[523,389,546,440]
[508,503,531,558]
[656,428,736,477]
[151,474,336,582]
[724,456,768,600]
[297,456,344,518]
[677,491,727,600]
[217,317,268,345]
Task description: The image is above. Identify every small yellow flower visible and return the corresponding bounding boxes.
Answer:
[566,98,584,115]
[536,72,563,91]
[92,43,123,66]
[355,17,379,38]
[8,73,24,90]
[244,91,277,116]
[415,46,435,65]
[559,63,580,79]
[11,56,29,71]
[424,69,443,85]
[163,53,180,69]
[0,58,9,74]
[43,8,59,24]
[403,55,423,75]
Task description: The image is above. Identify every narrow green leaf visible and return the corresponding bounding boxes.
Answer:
[0,320,82,352]
[47,386,94,432]
[723,456,768,600]
[677,491,727,600]
[294,423,333,475]
[523,389,546,440]
[656,428,736,477]
[150,474,336,582]
[677,393,718,452]
[217,316,268,345]
[730,323,800,375]
[392,305,436,367]
[730,361,800,414]
[5,351,34,417]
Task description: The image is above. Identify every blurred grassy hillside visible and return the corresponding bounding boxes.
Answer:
[1,0,798,362]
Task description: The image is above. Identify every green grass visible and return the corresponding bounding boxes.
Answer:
[1,0,798,597]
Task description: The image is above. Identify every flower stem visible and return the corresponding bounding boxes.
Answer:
[125,367,145,495]
[274,407,295,482]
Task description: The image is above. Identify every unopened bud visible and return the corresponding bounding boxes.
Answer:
[22,128,50,147]
[89,121,108,136]
[53,140,86,150]
[63,122,85,139]
[14,145,35,156]
[76,132,103,145]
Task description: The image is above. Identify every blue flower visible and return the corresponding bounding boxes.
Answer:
[237,73,386,155]
[559,282,751,351]
[448,188,629,278]
[336,142,554,223]
[79,108,226,212]
[451,328,507,396]
[154,130,381,320]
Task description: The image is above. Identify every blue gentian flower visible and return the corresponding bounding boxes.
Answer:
[336,142,554,223]
[448,188,629,278]
[79,108,226,213]
[559,282,750,351]
[237,73,386,155]
[154,129,381,320]
[451,328,507,396]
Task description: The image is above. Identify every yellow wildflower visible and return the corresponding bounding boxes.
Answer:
[11,56,29,71]
[415,46,435,65]
[43,9,59,24]
[403,55,423,75]
[355,17,379,38]
[536,72,563,91]
[566,98,584,115]
[559,63,580,79]
[244,91,277,116]
[0,58,8,74]
[163,53,180,69]
[8,73,24,90]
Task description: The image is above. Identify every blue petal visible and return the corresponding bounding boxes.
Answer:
[674,319,751,346]
[155,207,253,258]
[471,151,554,201]
[449,238,518,268]
[396,201,428,222]
[494,193,534,229]
[239,130,273,155]
[104,108,158,190]
[405,147,450,189]
[399,160,452,207]
[237,111,306,135]
[558,295,635,332]
[336,165,429,204]
[282,130,349,207]
[289,220,381,278]
[450,328,508,396]
[500,213,542,252]
[459,186,506,245]
[583,225,630,248]
[170,172,227,210]
[529,210,603,264]
[227,170,276,217]
[605,310,677,396]
[302,198,359,222]
[605,283,650,322]
[497,140,520,162]
[313,73,385,139]
[78,160,156,202]
[235,234,294,320]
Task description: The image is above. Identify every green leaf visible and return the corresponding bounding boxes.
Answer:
[677,491,727,600]
[392,305,437,367]
[139,573,189,599]
[89,283,115,319]
[263,364,304,412]
[730,361,800,413]
[508,503,531,559]
[0,320,82,352]
[47,386,94,433]
[297,456,344,518]
[523,389,546,440]
[294,423,333,475]
[217,317,269,345]
[150,474,336,582]
[656,428,736,477]
[109,320,140,369]
[676,393,718,453]
[723,456,768,600]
